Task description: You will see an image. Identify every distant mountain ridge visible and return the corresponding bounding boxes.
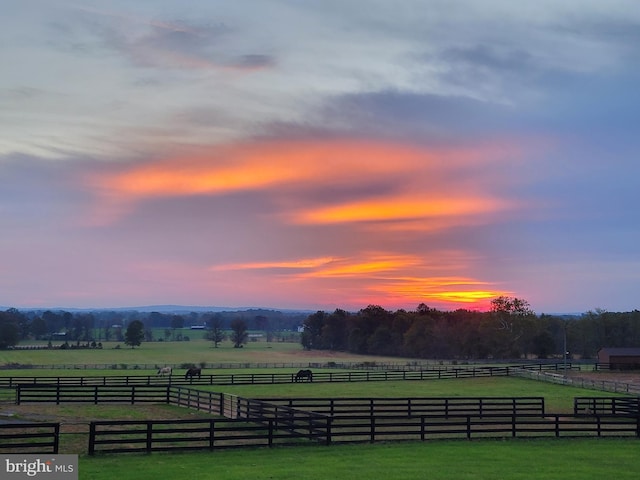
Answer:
[1,304,315,314]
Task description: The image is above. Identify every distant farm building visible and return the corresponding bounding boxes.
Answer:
[597,347,640,370]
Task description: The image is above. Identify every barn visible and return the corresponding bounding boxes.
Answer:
[597,347,640,370]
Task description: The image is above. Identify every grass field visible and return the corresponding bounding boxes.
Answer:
[78,438,640,480]
[2,339,638,479]
[210,376,620,413]
[0,338,434,368]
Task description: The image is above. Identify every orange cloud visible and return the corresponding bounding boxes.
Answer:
[210,257,338,271]
[89,138,518,228]
[210,253,511,311]
[290,195,510,224]
[94,140,429,198]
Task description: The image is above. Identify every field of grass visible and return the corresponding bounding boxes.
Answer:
[2,340,637,479]
[0,338,434,369]
[213,376,620,413]
[78,438,640,480]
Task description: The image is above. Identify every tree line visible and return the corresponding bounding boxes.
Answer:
[300,298,640,360]
[0,307,305,348]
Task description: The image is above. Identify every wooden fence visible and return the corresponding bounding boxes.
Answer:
[0,423,60,453]
[574,397,640,416]
[6,384,640,455]
[87,413,640,454]
[252,397,546,418]
[513,368,640,395]
[16,385,170,405]
[0,364,573,389]
[88,416,331,455]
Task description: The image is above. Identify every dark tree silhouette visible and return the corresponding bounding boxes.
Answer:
[230,318,248,348]
[124,320,145,348]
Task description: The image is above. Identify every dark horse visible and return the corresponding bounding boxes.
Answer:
[295,369,313,382]
[185,367,202,379]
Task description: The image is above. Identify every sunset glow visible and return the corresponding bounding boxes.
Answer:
[2,1,639,313]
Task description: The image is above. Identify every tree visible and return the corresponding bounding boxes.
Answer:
[124,320,145,348]
[230,318,248,348]
[206,316,226,348]
[30,316,48,340]
[170,315,184,340]
[0,311,20,349]
[490,296,535,358]
[301,311,327,350]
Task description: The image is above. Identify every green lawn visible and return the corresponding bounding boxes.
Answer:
[2,342,633,480]
[79,438,640,480]
[208,376,624,413]
[0,338,431,368]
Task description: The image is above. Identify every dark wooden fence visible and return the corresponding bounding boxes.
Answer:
[0,363,575,389]
[7,384,640,455]
[574,397,640,416]
[253,397,546,418]
[0,423,60,453]
[16,385,170,405]
[87,413,640,454]
[88,416,331,455]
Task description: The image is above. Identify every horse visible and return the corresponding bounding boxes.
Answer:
[295,369,313,382]
[185,367,202,379]
[157,366,172,377]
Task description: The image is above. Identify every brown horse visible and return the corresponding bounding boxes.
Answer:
[185,367,202,379]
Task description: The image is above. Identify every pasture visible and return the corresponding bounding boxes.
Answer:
[0,338,430,370]
[2,338,639,479]
[78,439,640,480]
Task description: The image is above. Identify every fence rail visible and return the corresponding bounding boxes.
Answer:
[88,416,331,455]
[0,360,583,371]
[7,384,640,455]
[574,397,640,416]
[16,385,170,405]
[253,396,546,418]
[86,413,640,454]
[0,423,60,453]
[0,364,574,389]
[513,368,640,395]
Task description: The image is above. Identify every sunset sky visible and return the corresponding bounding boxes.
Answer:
[2,1,640,314]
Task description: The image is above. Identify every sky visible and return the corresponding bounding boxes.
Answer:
[1,1,640,314]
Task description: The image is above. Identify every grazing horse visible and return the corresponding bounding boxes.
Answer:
[185,367,202,379]
[295,369,313,382]
[157,366,172,377]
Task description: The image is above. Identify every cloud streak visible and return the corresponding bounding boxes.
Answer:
[2,1,640,312]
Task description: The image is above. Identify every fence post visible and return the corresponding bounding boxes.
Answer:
[131,386,136,404]
[94,386,98,405]
[466,416,471,440]
[555,415,560,437]
[420,416,426,441]
[325,417,332,446]
[209,420,215,450]
[370,416,375,443]
[146,421,153,453]
[268,419,274,447]
[53,423,60,454]
[88,422,96,455]
[15,386,20,404]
